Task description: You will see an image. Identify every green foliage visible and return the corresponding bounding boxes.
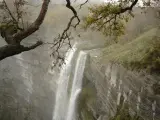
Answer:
[0,22,19,33]
[109,97,143,120]
[77,83,97,120]
[152,82,160,95]
[101,28,160,74]
[0,23,17,30]
[78,86,96,111]
[123,35,160,73]
[83,3,133,40]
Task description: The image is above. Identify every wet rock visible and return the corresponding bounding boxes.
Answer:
[81,58,160,120]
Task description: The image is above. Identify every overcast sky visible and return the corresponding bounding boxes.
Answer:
[30,0,104,4]
[52,0,104,4]
[30,0,143,6]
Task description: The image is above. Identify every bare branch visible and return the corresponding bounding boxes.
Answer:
[66,0,80,28]
[79,0,89,9]
[119,0,138,14]
[12,0,50,43]
[3,0,17,23]
[49,0,81,67]
[0,41,43,61]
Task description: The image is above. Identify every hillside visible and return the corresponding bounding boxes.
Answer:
[99,28,160,74]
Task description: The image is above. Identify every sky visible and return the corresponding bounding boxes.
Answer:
[29,0,104,4]
[52,0,104,4]
[2,0,144,7]
[29,0,144,6]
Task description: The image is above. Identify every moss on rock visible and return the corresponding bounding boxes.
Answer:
[77,77,97,120]
[109,97,143,120]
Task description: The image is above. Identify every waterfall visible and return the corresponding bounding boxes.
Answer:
[15,54,33,102]
[53,46,76,120]
[53,47,87,120]
[66,51,87,120]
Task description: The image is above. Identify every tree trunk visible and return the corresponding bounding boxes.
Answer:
[0,0,50,61]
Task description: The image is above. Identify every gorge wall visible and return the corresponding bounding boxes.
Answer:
[79,57,160,120]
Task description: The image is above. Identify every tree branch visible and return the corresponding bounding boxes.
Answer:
[3,0,17,23]
[84,0,139,38]
[119,0,138,14]
[49,0,81,67]
[0,41,43,61]
[79,0,89,9]
[12,0,50,43]
[66,0,80,29]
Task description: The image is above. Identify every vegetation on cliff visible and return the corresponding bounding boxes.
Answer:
[100,28,160,74]
[109,99,143,120]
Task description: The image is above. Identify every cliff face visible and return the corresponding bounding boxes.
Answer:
[78,27,160,120]
[77,8,160,120]
[0,46,56,120]
[79,57,160,120]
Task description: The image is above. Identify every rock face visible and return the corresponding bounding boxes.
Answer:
[78,55,160,120]
[0,45,56,120]
[76,7,160,120]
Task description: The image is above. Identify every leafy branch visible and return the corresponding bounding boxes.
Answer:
[83,0,138,39]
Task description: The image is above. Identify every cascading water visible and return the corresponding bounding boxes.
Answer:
[53,46,77,120]
[66,51,87,120]
[15,54,33,101]
[53,46,87,120]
